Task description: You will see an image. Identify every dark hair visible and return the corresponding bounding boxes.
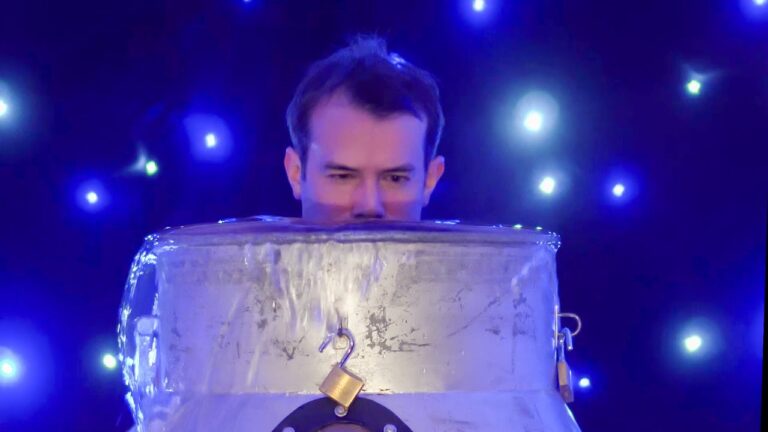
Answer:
[286,35,444,172]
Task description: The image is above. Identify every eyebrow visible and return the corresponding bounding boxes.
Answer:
[323,162,416,174]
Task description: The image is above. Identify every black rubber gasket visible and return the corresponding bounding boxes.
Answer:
[271,397,414,432]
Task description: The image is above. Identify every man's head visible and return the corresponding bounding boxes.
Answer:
[284,36,445,222]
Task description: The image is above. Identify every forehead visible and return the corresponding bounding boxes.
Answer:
[307,92,427,168]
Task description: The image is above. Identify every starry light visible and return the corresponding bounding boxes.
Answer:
[539,176,556,195]
[523,110,544,133]
[205,133,217,148]
[102,353,118,370]
[612,183,626,197]
[145,160,159,177]
[684,334,703,353]
[0,348,21,386]
[578,377,591,388]
[686,79,702,95]
[85,191,99,204]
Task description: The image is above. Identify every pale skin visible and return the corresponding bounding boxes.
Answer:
[284,91,445,223]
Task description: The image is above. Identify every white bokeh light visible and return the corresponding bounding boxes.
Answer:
[612,183,626,197]
[76,180,109,212]
[539,176,556,195]
[0,347,22,386]
[86,191,99,205]
[1,360,15,376]
[686,79,702,95]
[205,133,217,148]
[502,90,560,142]
[523,110,544,133]
[145,160,159,177]
[102,353,117,370]
[684,334,703,353]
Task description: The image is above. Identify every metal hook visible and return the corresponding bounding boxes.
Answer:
[558,327,573,352]
[557,312,582,337]
[319,327,356,368]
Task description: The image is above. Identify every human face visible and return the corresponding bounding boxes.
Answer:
[284,92,445,223]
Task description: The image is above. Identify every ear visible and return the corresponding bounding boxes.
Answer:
[283,147,303,200]
[422,155,445,206]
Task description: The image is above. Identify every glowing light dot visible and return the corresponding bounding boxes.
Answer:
[0,99,8,117]
[539,176,556,194]
[535,226,543,231]
[102,353,117,369]
[686,79,702,95]
[0,353,19,385]
[473,0,486,12]
[0,360,15,377]
[145,160,158,177]
[205,133,217,148]
[755,0,766,6]
[612,183,626,197]
[578,377,591,388]
[86,191,99,205]
[513,224,523,229]
[523,111,544,132]
[684,334,703,353]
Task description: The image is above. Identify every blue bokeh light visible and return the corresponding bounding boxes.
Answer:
[605,169,639,204]
[76,180,109,212]
[1,359,17,379]
[683,334,703,353]
[686,79,702,95]
[523,110,544,133]
[539,176,556,195]
[183,114,233,162]
[460,0,497,26]
[86,191,99,204]
[612,183,626,197]
[677,317,720,358]
[505,90,560,142]
[740,0,768,21]
[102,353,117,370]
[205,133,217,148]
[0,347,21,386]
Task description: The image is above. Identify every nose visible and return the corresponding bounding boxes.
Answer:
[351,179,385,219]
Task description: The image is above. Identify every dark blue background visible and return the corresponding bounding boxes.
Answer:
[0,1,765,430]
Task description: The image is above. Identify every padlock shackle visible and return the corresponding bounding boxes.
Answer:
[559,327,573,351]
[318,327,357,367]
[557,312,582,336]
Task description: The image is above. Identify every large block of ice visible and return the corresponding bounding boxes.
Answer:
[118,216,580,431]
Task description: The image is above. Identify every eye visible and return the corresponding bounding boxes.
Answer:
[385,174,410,184]
[328,173,355,181]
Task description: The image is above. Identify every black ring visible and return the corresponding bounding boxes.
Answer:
[271,397,414,432]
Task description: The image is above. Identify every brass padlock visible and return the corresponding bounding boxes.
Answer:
[318,327,364,413]
[557,327,574,403]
